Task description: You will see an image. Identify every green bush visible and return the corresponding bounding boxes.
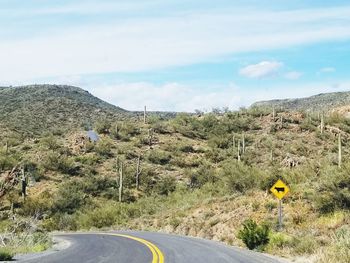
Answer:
[147,150,171,165]
[0,248,14,261]
[53,182,86,214]
[94,138,113,157]
[221,162,261,193]
[238,219,270,250]
[188,164,217,188]
[95,119,111,134]
[315,164,350,213]
[154,176,177,196]
[41,135,61,150]
[42,152,79,175]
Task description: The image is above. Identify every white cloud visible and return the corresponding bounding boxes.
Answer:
[0,5,350,82]
[239,61,283,79]
[284,71,303,80]
[320,67,336,73]
[85,82,242,112]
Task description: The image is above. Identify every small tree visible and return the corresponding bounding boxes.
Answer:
[238,219,270,250]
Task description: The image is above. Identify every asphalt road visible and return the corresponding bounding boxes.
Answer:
[17,231,287,263]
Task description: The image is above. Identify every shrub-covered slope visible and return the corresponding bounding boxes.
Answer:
[0,85,130,136]
[251,91,350,112]
[1,89,350,262]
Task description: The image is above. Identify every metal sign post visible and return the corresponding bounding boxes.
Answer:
[278,199,282,231]
[270,179,289,231]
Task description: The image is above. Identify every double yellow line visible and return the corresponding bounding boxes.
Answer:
[60,232,164,263]
[108,234,164,263]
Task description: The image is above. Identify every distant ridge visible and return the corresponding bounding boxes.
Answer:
[0,84,130,135]
[250,91,350,112]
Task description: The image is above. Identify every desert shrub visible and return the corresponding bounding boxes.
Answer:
[151,121,171,134]
[43,213,78,231]
[319,225,350,263]
[188,164,217,188]
[77,202,141,229]
[238,219,270,250]
[53,182,86,214]
[147,150,171,165]
[95,119,111,134]
[315,164,350,213]
[0,249,13,261]
[79,176,116,196]
[116,122,140,141]
[267,232,294,249]
[0,152,17,171]
[208,135,231,149]
[170,114,206,139]
[41,135,61,150]
[19,192,53,216]
[205,148,227,163]
[221,162,261,193]
[179,144,195,153]
[94,138,113,157]
[42,152,78,175]
[154,176,177,196]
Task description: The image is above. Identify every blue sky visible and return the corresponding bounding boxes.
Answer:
[1,0,350,111]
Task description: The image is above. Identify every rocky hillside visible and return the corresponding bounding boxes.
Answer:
[0,85,131,136]
[1,86,350,262]
[251,91,350,112]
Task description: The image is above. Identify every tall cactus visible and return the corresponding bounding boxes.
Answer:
[21,166,27,202]
[144,106,147,124]
[320,113,324,134]
[135,154,142,190]
[148,128,154,147]
[242,133,246,155]
[272,106,275,120]
[237,140,241,161]
[119,162,124,202]
[338,133,342,168]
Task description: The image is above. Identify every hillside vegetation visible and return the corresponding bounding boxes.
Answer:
[251,91,350,112]
[1,86,350,262]
[0,85,131,136]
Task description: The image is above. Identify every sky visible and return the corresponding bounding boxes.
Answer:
[1,0,350,112]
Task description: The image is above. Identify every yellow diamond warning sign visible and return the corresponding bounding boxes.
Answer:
[270,179,289,200]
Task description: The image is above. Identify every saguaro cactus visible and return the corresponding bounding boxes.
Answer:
[320,113,324,134]
[242,133,246,155]
[272,106,276,120]
[21,166,27,201]
[148,128,154,146]
[119,162,124,202]
[237,140,241,161]
[135,154,142,190]
[232,134,235,152]
[338,133,342,168]
[144,106,147,124]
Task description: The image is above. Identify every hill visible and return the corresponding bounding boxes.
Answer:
[250,91,350,112]
[1,87,350,263]
[0,85,131,136]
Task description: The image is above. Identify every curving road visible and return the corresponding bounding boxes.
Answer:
[17,231,287,263]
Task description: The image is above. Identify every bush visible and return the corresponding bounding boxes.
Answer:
[188,164,217,188]
[95,119,111,134]
[0,249,13,261]
[42,152,79,175]
[154,176,177,196]
[94,138,113,157]
[147,150,171,165]
[238,219,270,250]
[315,164,350,213]
[221,162,261,193]
[53,182,86,214]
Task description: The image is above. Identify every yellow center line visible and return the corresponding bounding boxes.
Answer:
[106,233,164,263]
[58,232,165,263]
